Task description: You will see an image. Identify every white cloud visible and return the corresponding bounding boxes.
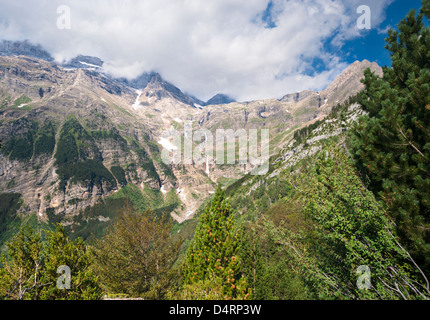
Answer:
[377,24,393,35]
[0,0,392,101]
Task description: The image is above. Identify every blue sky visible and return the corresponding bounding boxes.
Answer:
[340,0,424,68]
[0,0,426,101]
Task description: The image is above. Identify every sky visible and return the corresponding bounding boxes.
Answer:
[0,0,425,102]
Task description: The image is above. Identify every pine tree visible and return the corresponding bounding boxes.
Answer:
[182,186,250,299]
[350,2,430,274]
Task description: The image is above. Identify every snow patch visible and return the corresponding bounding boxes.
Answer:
[160,185,167,194]
[79,61,101,68]
[132,90,143,110]
[321,98,328,107]
[158,137,178,151]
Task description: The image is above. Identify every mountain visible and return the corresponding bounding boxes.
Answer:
[62,55,104,69]
[206,94,236,106]
[0,50,382,246]
[113,72,157,90]
[0,40,54,62]
[134,73,205,107]
[280,60,382,106]
[0,55,175,240]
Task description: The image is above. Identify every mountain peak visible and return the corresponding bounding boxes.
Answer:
[322,60,382,99]
[63,55,104,69]
[206,94,236,106]
[138,72,203,107]
[0,39,53,62]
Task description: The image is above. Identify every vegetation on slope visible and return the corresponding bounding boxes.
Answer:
[350,7,430,274]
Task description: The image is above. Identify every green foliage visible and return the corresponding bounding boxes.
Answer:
[350,5,430,273]
[12,95,31,108]
[34,133,55,157]
[69,198,128,241]
[1,119,38,161]
[45,208,65,227]
[240,219,313,300]
[226,173,293,221]
[55,117,98,166]
[182,187,250,300]
[67,184,181,243]
[1,118,56,161]
[60,159,117,192]
[0,193,23,249]
[91,205,183,299]
[55,129,79,166]
[110,166,127,186]
[3,136,34,161]
[293,120,323,146]
[90,128,128,151]
[423,0,430,17]
[270,145,429,299]
[34,120,56,157]
[0,224,101,300]
[329,94,360,119]
[38,224,102,300]
[172,275,225,300]
[0,226,42,300]
[109,184,180,218]
[55,117,116,192]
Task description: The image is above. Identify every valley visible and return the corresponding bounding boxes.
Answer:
[0,47,381,245]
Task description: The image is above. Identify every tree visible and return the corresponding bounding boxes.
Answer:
[240,219,312,300]
[91,204,182,299]
[39,224,101,300]
[271,145,429,299]
[0,226,43,300]
[182,186,250,300]
[0,224,101,300]
[350,2,430,274]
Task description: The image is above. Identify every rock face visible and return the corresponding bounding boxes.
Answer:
[0,52,382,228]
[63,55,104,69]
[322,60,383,104]
[206,94,236,105]
[279,90,315,103]
[113,72,157,90]
[0,40,54,61]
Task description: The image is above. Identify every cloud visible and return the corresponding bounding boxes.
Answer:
[0,0,393,101]
[377,24,393,35]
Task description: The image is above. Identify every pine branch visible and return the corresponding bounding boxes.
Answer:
[397,124,426,158]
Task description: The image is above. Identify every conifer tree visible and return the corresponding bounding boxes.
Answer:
[182,186,250,299]
[350,1,430,273]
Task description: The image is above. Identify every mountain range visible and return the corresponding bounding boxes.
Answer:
[0,40,382,243]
